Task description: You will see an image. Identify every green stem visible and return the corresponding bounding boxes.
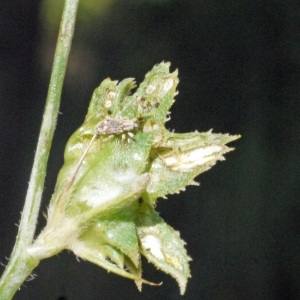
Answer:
[0,0,79,298]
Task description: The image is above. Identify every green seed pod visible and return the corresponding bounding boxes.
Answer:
[29,62,240,295]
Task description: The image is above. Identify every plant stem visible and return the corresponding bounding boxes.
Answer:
[0,0,79,298]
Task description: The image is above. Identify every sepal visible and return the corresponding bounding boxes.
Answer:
[136,201,191,295]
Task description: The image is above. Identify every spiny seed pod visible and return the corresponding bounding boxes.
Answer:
[28,62,240,295]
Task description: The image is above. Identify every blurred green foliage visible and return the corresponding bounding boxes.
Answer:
[40,0,172,34]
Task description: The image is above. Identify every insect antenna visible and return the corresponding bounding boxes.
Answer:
[66,133,98,189]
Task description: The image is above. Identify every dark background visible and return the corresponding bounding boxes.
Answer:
[1,0,299,299]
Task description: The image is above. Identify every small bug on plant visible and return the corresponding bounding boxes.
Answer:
[68,115,139,187]
[95,116,139,141]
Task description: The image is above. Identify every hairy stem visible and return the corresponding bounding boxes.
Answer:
[0,0,79,298]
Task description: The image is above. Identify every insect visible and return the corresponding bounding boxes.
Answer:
[68,116,139,187]
[95,116,139,141]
